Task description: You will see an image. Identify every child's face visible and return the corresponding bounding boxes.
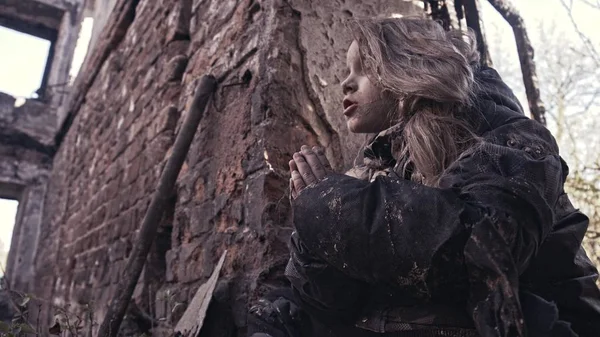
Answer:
[341,41,397,134]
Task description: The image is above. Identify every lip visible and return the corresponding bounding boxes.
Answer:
[343,99,358,116]
[343,103,358,116]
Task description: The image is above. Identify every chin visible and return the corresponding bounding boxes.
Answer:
[347,118,380,134]
[346,120,367,134]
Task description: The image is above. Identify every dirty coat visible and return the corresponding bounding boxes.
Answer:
[285,67,600,337]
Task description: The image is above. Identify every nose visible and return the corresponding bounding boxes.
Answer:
[341,75,358,95]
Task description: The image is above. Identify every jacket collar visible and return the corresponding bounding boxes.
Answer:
[363,124,402,167]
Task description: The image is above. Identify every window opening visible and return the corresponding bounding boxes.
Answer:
[0,21,55,101]
[0,198,18,277]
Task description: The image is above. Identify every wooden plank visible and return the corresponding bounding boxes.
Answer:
[175,250,228,337]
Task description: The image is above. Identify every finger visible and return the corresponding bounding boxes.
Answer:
[313,146,331,170]
[289,159,299,199]
[301,145,327,180]
[289,159,298,173]
[293,153,317,186]
[291,170,306,194]
[289,178,297,200]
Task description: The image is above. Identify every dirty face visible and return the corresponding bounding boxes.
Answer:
[341,41,398,134]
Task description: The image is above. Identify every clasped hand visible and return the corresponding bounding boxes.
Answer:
[289,145,332,199]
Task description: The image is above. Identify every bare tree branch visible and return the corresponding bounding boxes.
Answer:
[583,165,600,172]
[487,0,547,125]
[586,230,600,239]
[580,0,600,10]
[563,119,583,167]
[572,88,600,116]
[560,0,600,67]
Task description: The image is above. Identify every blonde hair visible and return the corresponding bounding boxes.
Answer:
[349,17,481,186]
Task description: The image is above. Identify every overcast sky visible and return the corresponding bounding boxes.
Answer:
[0,0,598,268]
[0,27,50,98]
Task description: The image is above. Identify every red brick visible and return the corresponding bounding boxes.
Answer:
[124,155,141,185]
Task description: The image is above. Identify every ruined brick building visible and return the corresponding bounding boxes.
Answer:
[0,0,436,335]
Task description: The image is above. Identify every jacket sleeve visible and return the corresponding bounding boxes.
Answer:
[521,193,600,337]
[292,120,565,336]
[285,231,366,323]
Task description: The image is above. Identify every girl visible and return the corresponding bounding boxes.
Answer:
[249,17,600,337]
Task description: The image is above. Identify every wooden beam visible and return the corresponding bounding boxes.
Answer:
[487,0,547,125]
[96,75,217,337]
[462,0,490,66]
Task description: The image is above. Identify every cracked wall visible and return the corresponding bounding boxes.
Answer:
[27,0,420,335]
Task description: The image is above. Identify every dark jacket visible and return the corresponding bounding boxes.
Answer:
[286,67,600,337]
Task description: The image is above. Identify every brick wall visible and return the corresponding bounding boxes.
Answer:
[32,0,418,335]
